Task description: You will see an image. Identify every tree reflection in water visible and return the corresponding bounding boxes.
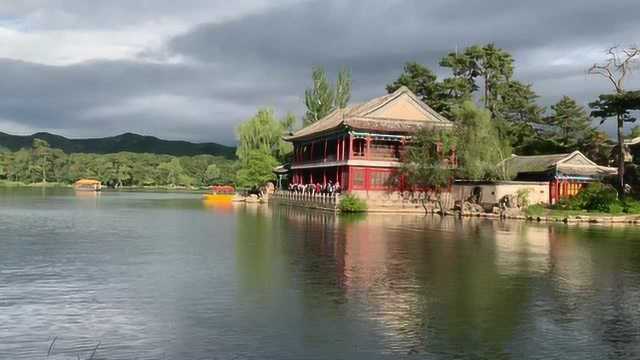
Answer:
[233,205,640,358]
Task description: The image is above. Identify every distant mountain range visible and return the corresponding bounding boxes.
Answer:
[0,131,236,158]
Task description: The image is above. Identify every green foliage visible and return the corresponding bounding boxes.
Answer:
[205,164,221,184]
[623,199,640,214]
[400,129,456,189]
[544,96,593,149]
[590,91,640,124]
[157,158,187,186]
[338,193,368,213]
[304,67,352,125]
[235,150,278,189]
[235,108,294,188]
[0,143,235,188]
[304,67,336,125]
[440,43,514,111]
[386,62,471,118]
[553,183,619,213]
[453,101,513,180]
[389,44,543,151]
[525,204,545,217]
[236,108,293,163]
[334,67,352,109]
[590,91,640,189]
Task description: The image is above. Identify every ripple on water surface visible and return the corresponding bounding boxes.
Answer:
[1,189,640,359]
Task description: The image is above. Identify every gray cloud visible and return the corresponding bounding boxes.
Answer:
[0,0,639,144]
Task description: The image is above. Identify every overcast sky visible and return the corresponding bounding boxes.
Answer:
[0,0,638,145]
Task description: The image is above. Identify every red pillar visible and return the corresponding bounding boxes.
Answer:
[348,134,353,160]
[365,136,371,160]
[337,137,342,161]
[324,138,328,162]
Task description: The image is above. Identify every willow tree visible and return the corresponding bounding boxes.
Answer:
[588,46,640,191]
[236,108,293,163]
[453,101,513,181]
[236,108,294,188]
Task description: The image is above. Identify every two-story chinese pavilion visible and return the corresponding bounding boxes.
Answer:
[284,86,453,192]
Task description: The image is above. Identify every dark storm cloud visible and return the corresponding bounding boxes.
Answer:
[0,0,639,142]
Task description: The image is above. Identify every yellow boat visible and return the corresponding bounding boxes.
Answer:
[202,185,236,204]
[202,193,235,203]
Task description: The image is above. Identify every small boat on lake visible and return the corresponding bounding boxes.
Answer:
[74,179,102,192]
[202,185,236,203]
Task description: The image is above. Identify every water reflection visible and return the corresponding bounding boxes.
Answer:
[3,191,640,359]
[239,206,640,359]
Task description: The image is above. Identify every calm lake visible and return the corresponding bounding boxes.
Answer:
[2,189,640,359]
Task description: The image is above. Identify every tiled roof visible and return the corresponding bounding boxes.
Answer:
[284,86,452,141]
[502,151,617,177]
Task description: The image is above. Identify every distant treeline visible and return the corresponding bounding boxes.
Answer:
[0,139,237,187]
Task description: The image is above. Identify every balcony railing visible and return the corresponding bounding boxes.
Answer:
[271,191,340,211]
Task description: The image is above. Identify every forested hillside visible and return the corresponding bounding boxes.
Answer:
[0,132,236,158]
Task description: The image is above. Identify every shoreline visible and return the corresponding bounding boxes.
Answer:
[0,181,209,193]
[365,207,640,225]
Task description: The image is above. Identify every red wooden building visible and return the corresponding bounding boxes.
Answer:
[284,87,453,192]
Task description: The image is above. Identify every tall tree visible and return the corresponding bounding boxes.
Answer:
[236,108,294,187]
[453,101,513,180]
[236,108,293,163]
[385,62,467,117]
[440,43,514,111]
[590,91,640,170]
[544,96,593,149]
[439,44,543,148]
[588,46,640,190]
[304,67,352,125]
[334,67,351,109]
[31,138,53,183]
[304,67,336,125]
[386,62,439,100]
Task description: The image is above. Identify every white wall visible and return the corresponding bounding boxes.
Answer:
[452,181,549,206]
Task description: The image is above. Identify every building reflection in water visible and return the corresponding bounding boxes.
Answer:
[235,205,640,358]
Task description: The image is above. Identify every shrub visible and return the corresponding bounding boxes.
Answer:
[339,193,367,213]
[578,183,619,212]
[623,199,640,214]
[609,202,624,214]
[553,183,619,213]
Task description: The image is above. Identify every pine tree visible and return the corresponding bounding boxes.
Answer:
[545,96,593,149]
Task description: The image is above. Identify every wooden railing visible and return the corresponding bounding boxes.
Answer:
[271,191,340,211]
